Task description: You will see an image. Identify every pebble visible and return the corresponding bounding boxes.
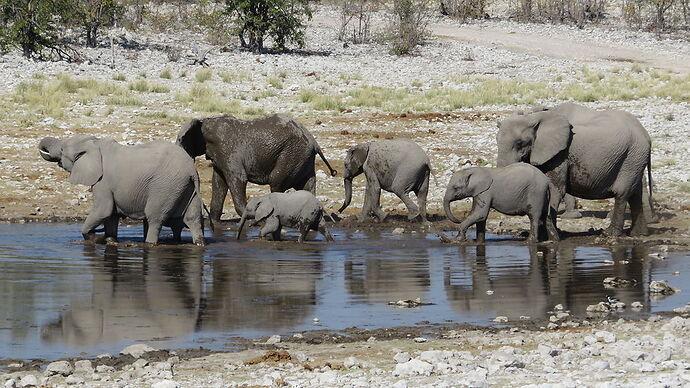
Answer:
[18,375,37,388]
[413,337,427,343]
[392,227,405,235]
[392,359,434,377]
[120,343,156,358]
[394,352,412,364]
[266,335,281,344]
[493,316,508,323]
[4,379,16,388]
[151,380,179,388]
[649,280,678,295]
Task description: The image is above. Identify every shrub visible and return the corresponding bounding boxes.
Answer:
[224,0,313,53]
[160,67,173,79]
[440,0,488,20]
[387,0,433,55]
[336,0,381,43]
[0,0,73,58]
[195,68,213,82]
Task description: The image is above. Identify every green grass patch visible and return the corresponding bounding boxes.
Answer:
[113,73,127,81]
[267,76,284,89]
[128,79,170,93]
[176,84,245,115]
[195,69,213,83]
[219,71,250,84]
[160,67,173,79]
[106,95,144,106]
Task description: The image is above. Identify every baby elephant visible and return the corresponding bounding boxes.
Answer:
[443,163,558,243]
[339,139,431,221]
[236,190,333,243]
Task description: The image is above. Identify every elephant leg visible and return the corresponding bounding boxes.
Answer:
[561,194,582,219]
[298,224,310,243]
[628,184,648,237]
[144,218,163,245]
[184,197,205,246]
[394,190,420,221]
[260,217,280,240]
[605,195,627,237]
[299,173,317,194]
[228,177,248,219]
[81,191,114,242]
[170,220,184,243]
[415,170,430,220]
[143,219,149,241]
[210,168,229,222]
[527,214,539,243]
[317,218,334,242]
[103,213,119,244]
[457,199,490,241]
[548,183,563,237]
[641,178,657,223]
[363,173,387,221]
[475,220,486,243]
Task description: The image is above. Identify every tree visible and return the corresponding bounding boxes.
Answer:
[224,0,313,53]
[71,0,122,48]
[0,0,71,58]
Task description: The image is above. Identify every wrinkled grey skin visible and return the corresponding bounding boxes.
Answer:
[496,102,653,237]
[236,190,334,243]
[444,163,558,243]
[339,140,431,222]
[39,136,205,245]
[177,114,337,222]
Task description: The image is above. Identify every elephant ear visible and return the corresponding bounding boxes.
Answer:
[529,112,572,166]
[176,118,206,158]
[467,168,493,196]
[67,139,103,187]
[38,137,63,162]
[255,199,274,222]
[346,143,369,176]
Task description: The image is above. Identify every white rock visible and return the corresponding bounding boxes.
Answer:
[4,379,16,388]
[392,227,405,235]
[18,375,38,388]
[394,352,412,364]
[120,343,156,358]
[344,357,363,369]
[595,330,616,343]
[45,360,73,376]
[419,350,452,364]
[591,360,610,371]
[151,380,179,388]
[631,301,644,310]
[73,360,93,374]
[391,380,408,388]
[554,304,564,311]
[132,358,149,369]
[65,375,84,385]
[413,337,427,343]
[392,359,434,377]
[493,316,508,323]
[266,335,281,344]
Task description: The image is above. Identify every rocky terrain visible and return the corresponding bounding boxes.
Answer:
[2,311,689,388]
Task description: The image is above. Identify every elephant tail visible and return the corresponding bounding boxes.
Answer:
[315,144,338,177]
[194,174,215,233]
[646,152,655,220]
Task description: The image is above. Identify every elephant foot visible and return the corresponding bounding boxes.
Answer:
[407,212,423,222]
[629,226,649,237]
[603,226,623,238]
[375,211,389,222]
[560,210,582,219]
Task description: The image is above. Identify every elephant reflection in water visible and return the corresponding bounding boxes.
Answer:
[443,244,650,319]
[344,231,432,303]
[41,245,202,347]
[197,248,323,331]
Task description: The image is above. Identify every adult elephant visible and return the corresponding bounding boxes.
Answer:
[176,114,337,221]
[496,102,652,237]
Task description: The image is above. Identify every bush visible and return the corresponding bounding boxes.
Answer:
[336,0,381,43]
[224,0,313,53]
[514,0,608,25]
[69,0,123,48]
[387,0,433,55]
[440,0,489,21]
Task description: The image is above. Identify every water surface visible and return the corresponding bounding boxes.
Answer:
[0,223,687,361]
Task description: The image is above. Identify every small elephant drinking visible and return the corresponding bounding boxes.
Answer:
[443,163,558,243]
[338,139,431,221]
[236,190,333,243]
[38,135,206,245]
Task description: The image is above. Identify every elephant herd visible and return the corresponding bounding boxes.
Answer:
[37,102,655,245]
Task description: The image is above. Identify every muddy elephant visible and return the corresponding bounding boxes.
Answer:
[176,114,337,222]
[338,139,431,221]
[39,136,205,245]
[496,103,653,237]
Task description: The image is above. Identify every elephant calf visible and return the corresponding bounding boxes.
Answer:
[39,135,205,245]
[236,190,333,243]
[338,139,431,221]
[444,163,558,243]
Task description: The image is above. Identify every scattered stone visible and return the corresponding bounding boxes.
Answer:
[392,359,434,377]
[413,337,427,343]
[45,360,73,376]
[673,303,690,313]
[65,375,83,385]
[312,317,320,323]
[485,290,494,295]
[394,352,412,364]
[603,276,637,288]
[74,360,94,374]
[387,298,432,308]
[392,227,405,235]
[151,380,179,388]
[554,304,564,311]
[367,336,376,342]
[591,360,610,371]
[266,335,281,345]
[96,365,115,373]
[4,379,16,388]
[18,375,38,388]
[519,315,531,320]
[132,358,149,369]
[595,331,616,343]
[120,343,156,358]
[391,380,408,388]
[649,280,678,295]
[292,333,304,339]
[493,316,508,323]
[586,302,612,313]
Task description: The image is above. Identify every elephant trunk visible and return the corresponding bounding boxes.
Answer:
[39,137,63,162]
[236,211,247,240]
[444,194,461,224]
[338,178,353,213]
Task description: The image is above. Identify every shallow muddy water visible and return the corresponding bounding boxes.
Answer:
[0,223,688,361]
